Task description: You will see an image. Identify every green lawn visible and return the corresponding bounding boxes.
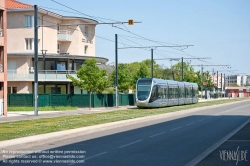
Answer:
[0,98,248,141]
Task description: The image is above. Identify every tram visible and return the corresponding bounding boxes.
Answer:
[136,78,198,108]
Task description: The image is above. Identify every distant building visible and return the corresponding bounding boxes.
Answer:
[246,75,250,85]
[210,73,224,90]
[241,75,247,86]
[225,75,241,87]
[225,75,248,87]
[226,87,250,98]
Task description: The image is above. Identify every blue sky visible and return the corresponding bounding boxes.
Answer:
[20,0,250,75]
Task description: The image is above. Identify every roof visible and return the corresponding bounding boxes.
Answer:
[6,0,98,24]
[6,0,33,9]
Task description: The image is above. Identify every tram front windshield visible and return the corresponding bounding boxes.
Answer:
[137,80,152,101]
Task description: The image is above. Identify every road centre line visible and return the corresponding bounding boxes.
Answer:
[84,152,108,161]
[119,140,142,148]
[197,118,206,122]
[171,126,183,131]
[186,122,195,126]
[150,132,165,138]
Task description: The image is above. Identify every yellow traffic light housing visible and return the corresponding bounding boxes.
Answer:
[128,19,134,25]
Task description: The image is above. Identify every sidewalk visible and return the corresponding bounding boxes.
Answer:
[0,106,137,123]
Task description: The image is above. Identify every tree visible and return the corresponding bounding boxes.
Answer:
[171,62,197,82]
[232,83,239,87]
[131,63,150,89]
[66,58,109,109]
[111,63,132,92]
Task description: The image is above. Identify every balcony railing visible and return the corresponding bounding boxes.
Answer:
[57,30,72,41]
[7,70,76,81]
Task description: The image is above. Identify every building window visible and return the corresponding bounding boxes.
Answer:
[25,38,34,50]
[57,43,60,53]
[8,87,17,93]
[84,26,88,37]
[84,45,88,55]
[25,15,34,27]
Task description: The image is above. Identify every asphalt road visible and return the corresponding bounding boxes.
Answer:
[1,100,250,166]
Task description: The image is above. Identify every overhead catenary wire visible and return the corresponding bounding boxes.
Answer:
[47,1,233,71]
[5,3,236,73]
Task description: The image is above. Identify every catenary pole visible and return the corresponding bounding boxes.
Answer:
[115,34,118,108]
[34,5,38,116]
[151,49,153,78]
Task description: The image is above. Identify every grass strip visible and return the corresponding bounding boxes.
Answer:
[8,106,78,111]
[0,98,248,141]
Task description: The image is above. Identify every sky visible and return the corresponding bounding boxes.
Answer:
[20,0,250,75]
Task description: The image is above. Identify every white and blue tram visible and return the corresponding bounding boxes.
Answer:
[136,78,198,108]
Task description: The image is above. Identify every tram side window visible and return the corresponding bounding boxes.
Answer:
[180,87,185,98]
[164,87,167,99]
[185,87,187,98]
[193,87,198,97]
[186,87,191,98]
[173,87,178,98]
[149,85,158,102]
[192,88,195,97]
[168,88,172,99]
[158,86,164,99]
[188,87,192,98]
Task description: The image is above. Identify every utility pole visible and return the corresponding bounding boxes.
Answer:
[182,57,183,81]
[201,65,204,97]
[34,5,38,116]
[115,34,118,109]
[224,73,226,97]
[217,71,218,98]
[221,73,223,98]
[151,49,153,78]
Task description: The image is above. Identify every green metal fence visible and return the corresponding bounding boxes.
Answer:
[7,94,136,108]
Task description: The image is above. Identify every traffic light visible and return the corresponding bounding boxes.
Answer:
[128,19,134,25]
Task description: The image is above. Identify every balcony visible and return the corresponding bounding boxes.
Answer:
[57,30,72,42]
[7,70,77,82]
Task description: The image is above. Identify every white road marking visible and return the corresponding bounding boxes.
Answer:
[85,152,107,161]
[197,118,206,122]
[186,122,195,126]
[171,126,183,131]
[119,140,142,148]
[150,132,165,138]
[227,140,250,142]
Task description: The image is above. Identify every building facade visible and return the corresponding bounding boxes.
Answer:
[226,87,250,98]
[247,75,250,85]
[211,73,224,90]
[6,0,108,95]
[226,75,241,87]
[0,0,7,116]
[226,75,248,87]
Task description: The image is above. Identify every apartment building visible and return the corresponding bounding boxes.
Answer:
[225,75,245,87]
[247,75,250,85]
[0,0,7,116]
[6,0,108,95]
